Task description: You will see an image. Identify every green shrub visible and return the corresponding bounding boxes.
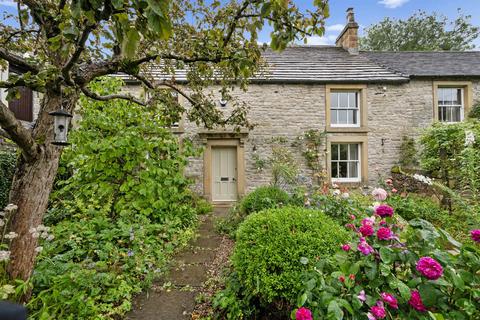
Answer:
[386,194,447,223]
[216,186,291,237]
[469,102,480,119]
[0,150,16,209]
[240,186,290,215]
[232,207,349,305]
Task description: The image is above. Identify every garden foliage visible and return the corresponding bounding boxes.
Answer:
[420,119,480,199]
[0,150,16,209]
[215,207,348,318]
[295,193,480,320]
[216,186,291,237]
[18,78,202,319]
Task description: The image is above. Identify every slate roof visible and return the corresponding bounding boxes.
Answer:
[131,46,480,84]
[364,51,480,78]
[138,46,409,84]
[254,46,408,83]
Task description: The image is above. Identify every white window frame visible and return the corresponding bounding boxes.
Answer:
[331,143,361,183]
[330,90,361,128]
[437,87,464,123]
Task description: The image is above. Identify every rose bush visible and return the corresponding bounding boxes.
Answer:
[294,191,480,320]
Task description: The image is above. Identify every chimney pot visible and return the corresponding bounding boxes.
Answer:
[346,8,355,23]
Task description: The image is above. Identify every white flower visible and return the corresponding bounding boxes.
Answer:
[413,174,433,185]
[341,192,350,199]
[0,219,4,227]
[31,232,40,239]
[332,183,340,189]
[46,234,54,241]
[332,189,341,196]
[41,232,49,239]
[4,232,18,239]
[4,204,17,213]
[34,246,43,253]
[0,250,10,261]
[465,130,475,147]
[0,211,4,217]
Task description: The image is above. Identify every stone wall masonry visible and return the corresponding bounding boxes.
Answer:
[28,78,477,198]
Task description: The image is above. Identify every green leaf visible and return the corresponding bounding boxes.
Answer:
[122,28,140,58]
[379,247,394,264]
[397,280,411,300]
[327,300,344,320]
[297,292,307,307]
[147,13,172,40]
[428,312,445,320]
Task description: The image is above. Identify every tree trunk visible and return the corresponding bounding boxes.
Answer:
[6,147,61,280]
[6,91,77,282]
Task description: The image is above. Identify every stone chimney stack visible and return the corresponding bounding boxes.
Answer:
[335,8,359,55]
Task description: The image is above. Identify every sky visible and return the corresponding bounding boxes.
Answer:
[1,0,479,48]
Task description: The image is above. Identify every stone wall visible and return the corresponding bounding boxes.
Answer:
[180,79,480,194]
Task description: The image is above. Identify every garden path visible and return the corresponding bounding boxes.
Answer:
[126,206,229,320]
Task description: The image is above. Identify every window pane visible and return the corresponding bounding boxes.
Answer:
[339,144,348,160]
[453,106,461,122]
[338,110,348,124]
[331,144,339,160]
[339,162,347,178]
[331,110,338,124]
[349,144,359,160]
[349,161,358,178]
[338,92,348,108]
[331,162,338,178]
[348,92,358,109]
[331,92,339,108]
[454,89,462,105]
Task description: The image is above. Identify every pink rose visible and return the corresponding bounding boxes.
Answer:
[358,238,374,255]
[471,229,480,243]
[359,224,374,237]
[295,307,313,320]
[408,290,427,312]
[416,257,443,280]
[391,188,398,193]
[357,290,366,302]
[350,214,356,220]
[372,188,388,201]
[385,179,393,185]
[369,305,386,319]
[341,244,351,251]
[375,205,394,218]
[377,227,392,240]
[380,292,398,309]
[362,217,375,226]
[339,275,345,283]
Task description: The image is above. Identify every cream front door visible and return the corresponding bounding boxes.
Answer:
[212,147,238,201]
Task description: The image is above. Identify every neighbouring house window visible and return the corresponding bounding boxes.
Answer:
[330,91,360,127]
[437,87,464,123]
[331,143,361,182]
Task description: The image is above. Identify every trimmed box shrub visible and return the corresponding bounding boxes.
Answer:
[240,186,290,215]
[232,206,349,305]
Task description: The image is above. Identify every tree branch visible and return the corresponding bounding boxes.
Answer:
[0,49,39,74]
[80,86,146,106]
[0,100,38,160]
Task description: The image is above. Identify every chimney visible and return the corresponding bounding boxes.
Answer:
[335,8,359,55]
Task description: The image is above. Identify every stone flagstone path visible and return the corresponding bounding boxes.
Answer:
[126,207,228,320]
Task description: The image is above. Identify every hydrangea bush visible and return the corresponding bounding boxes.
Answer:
[294,189,480,320]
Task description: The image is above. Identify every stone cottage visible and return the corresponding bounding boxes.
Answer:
[4,8,480,204]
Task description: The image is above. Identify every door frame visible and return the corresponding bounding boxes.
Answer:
[203,138,246,203]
